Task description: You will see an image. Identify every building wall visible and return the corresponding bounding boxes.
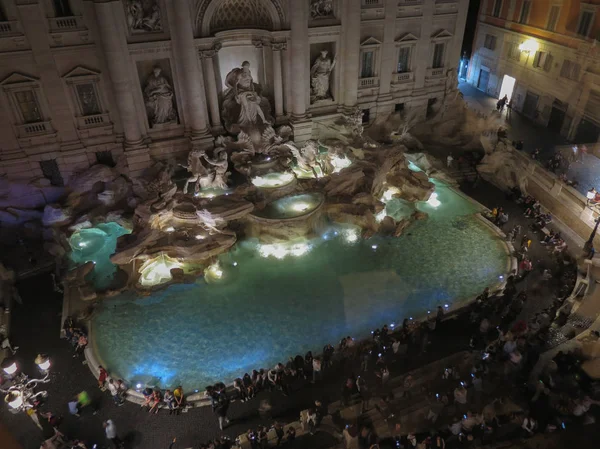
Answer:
[0,0,468,186]
[469,0,600,141]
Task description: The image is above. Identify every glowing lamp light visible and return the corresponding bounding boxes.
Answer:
[518,39,539,53]
[195,234,206,240]
[2,361,18,375]
[136,383,142,389]
[343,229,359,243]
[291,202,310,212]
[35,354,51,372]
[371,244,378,250]
[426,192,441,208]
[390,323,395,328]
[233,262,238,267]
[444,304,449,308]
[5,391,23,409]
[165,227,175,233]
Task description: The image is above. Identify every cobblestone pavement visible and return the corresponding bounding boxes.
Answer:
[0,180,586,449]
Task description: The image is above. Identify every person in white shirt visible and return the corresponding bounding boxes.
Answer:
[447,153,454,168]
[312,357,322,383]
[107,379,123,406]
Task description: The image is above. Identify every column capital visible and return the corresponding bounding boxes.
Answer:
[199,43,221,58]
[253,38,272,48]
[272,42,287,51]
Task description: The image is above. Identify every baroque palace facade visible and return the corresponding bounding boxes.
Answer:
[468,0,600,142]
[0,0,467,186]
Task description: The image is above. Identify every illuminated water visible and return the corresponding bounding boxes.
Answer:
[93,183,507,390]
[69,222,131,290]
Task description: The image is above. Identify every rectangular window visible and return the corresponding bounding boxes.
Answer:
[561,60,581,80]
[397,47,411,73]
[508,43,521,62]
[95,150,115,167]
[519,0,531,24]
[40,159,64,187]
[76,83,101,116]
[14,90,42,123]
[492,0,502,18]
[432,43,445,69]
[577,11,593,37]
[547,5,560,31]
[395,103,404,112]
[533,51,546,68]
[484,34,497,50]
[361,51,374,78]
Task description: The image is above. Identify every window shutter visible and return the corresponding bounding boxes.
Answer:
[543,54,553,72]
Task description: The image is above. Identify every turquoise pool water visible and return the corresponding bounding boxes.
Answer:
[69,222,131,290]
[92,184,507,390]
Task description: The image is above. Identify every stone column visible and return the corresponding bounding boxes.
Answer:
[414,0,434,89]
[93,0,143,146]
[282,44,292,115]
[166,0,210,138]
[199,45,223,131]
[290,0,308,119]
[272,42,285,119]
[377,0,398,116]
[343,0,361,112]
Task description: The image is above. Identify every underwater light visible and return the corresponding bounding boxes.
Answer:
[258,241,311,259]
[233,262,238,266]
[78,242,87,248]
[195,235,206,240]
[291,202,310,212]
[444,304,449,308]
[206,262,223,279]
[371,244,378,250]
[343,229,359,243]
[165,227,175,233]
[426,192,441,208]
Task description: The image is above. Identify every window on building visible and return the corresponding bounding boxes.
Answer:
[397,47,411,73]
[532,51,552,71]
[492,0,502,18]
[484,34,497,50]
[15,90,42,123]
[0,3,7,21]
[40,159,64,187]
[560,59,581,80]
[395,103,404,112]
[362,109,370,123]
[547,5,560,31]
[432,43,445,69]
[75,83,101,116]
[95,150,115,167]
[577,10,594,37]
[53,0,73,17]
[426,98,437,118]
[507,43,521,62]
[519,0,531,24]
[361,51,374,78]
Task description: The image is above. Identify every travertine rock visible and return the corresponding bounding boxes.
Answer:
[42,204,72,226]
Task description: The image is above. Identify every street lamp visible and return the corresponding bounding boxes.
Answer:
[0,356,51,413]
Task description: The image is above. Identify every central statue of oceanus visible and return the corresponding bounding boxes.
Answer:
[221,61,273,133]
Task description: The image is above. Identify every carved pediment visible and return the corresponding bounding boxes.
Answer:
[62,66,101,79]
[360,36,383,47]
[0,72,39,85]
[431,29,453,40]
[395,32,419,43]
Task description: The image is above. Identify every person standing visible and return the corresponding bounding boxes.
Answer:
[98,366,108,390]
[104,419,124,449]
[447,153,454,169]
[312,357,322,383]
[107,379,124,406]
[215,390,230,430]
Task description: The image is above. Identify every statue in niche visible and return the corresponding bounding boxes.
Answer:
[310,0,333,18]
[221,61,273,132]
[126,0,162,32]
[144,66,177,127]
[310,50,336,103]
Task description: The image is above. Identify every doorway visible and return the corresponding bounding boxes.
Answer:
[547,99,566,131]
[575,118,600,143]
[522,92,539,118]
[498,74,516,102]
[477,69,490,92]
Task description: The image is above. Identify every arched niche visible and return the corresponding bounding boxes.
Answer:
[195,0,284,38]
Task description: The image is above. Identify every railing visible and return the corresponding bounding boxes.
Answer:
[16,121,53,137]
[361,0,383,7]
[0,21,22,36]
[77,113,110,129]
[48,16,85,32]
[358,76,380,88]
[392,72,414,83]
[426,68,445,78]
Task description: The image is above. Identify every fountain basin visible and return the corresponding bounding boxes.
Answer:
[246,193,325,243]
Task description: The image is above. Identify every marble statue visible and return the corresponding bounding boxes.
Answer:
[181,148,230,193]
[285,140,324,178]
[222,61,273,132]
[310,0,333,18]
[126,0,162,32]
[144,66,177,126]
[202,147,230,190]
[345,108,364,138]
[310,50,336,103]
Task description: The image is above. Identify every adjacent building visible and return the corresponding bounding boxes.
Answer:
[0,0,467,186]
[468,0,600,142]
